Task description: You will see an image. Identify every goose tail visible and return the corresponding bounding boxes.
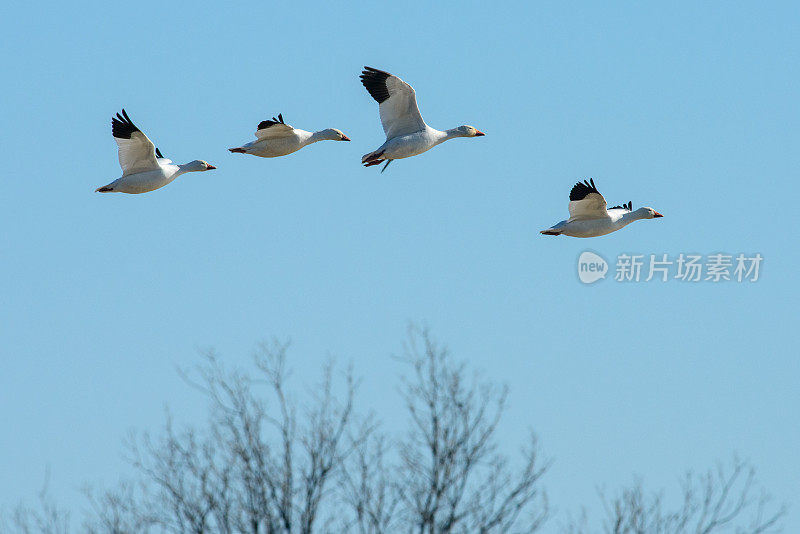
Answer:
[362,149,385,166]
[540,228,562,236]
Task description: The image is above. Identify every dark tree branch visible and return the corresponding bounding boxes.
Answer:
[566,456,787,534]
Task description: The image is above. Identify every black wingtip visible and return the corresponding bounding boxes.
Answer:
[569,178,601,201]
[111,108,140,139]
[360,66,391,104]
[257,113,287,131]
[362,66,390,75]
[155,147,163,159]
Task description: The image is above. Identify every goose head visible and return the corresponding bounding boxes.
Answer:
[184,160,216,172]
[319,128,351,141]
[456,125,485,137]
[637,207,663,219]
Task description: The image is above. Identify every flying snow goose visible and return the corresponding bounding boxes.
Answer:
[540,179,663,237]
[96,110,215,194]
[359,67,485,172]
[228,113,350,158]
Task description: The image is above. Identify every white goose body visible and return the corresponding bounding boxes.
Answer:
[541,179,663,238]
[228,114,349,158]
[96,110,215,194]
[359,67,484,171]
[99,161,207,195]
[368,126,474,161]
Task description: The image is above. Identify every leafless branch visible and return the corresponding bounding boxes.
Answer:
[391,325,549,533]
[567,456,787,534]
[7,468,70,534]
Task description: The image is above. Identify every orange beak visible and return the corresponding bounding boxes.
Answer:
[653,211,663,218]
[206,164,216,170]
[474,130,485,136]
[341,134,351,141]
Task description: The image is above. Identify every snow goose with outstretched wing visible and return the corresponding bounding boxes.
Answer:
[541,179,663,237]
[96,109,215,194]
[359,67,485,172]
[228,113,350,158]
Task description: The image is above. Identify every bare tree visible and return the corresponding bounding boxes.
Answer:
[5,332,786,534]
[5,469,70,534]
[563,457,786,534]
[82,341,364,534]
[83,481,156,534]
[337,326,549,533]
[338,432,401,534]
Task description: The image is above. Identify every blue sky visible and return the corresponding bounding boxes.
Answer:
[1,1,798,529]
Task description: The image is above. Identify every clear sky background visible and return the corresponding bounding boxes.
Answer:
[1,1,798,530]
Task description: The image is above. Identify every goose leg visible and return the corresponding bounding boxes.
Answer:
[362,150,385,167]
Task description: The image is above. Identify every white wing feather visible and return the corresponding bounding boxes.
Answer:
[254,123,295,139]
[116,132,159,175]
[361,68,427,139]
[380,75,426,138]
[568,192,609,221]
[254,114,295,139]
[111,110,159,175]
